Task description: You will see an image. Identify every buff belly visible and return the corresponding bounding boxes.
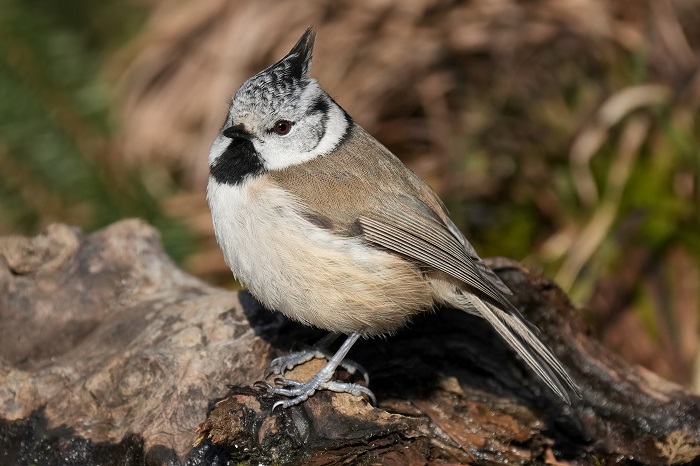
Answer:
[207,177,434,335]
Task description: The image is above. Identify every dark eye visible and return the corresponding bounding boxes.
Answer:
[273,120,293,135]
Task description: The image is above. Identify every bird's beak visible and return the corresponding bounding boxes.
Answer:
[222,123,252,141]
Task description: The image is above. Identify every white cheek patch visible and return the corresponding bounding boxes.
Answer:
[260,102,349,170]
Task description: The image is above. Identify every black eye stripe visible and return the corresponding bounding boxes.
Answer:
[308,96,329,115]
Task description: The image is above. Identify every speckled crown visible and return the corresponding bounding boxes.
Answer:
[233,27,317,115]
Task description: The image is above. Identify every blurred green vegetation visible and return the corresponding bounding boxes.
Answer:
[0,0,194,262]
[445,41,699,307]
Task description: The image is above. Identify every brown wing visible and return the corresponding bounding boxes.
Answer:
[358,195,580,403]
[358,194,516,312]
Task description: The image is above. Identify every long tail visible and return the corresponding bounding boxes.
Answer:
[459,294,580,404]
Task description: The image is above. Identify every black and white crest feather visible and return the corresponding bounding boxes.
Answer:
[236,27,316,109]
[281,27,316,81]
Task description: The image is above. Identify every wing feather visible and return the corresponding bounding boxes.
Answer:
[358,196,581,403]
[359,197,516,312]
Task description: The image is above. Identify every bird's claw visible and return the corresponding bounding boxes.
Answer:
[264,348,370,385]
[264,350,317,379]
[266,376,377,410]
[273,377,301,388]
[256,332,372,409]
[253,380,272,391]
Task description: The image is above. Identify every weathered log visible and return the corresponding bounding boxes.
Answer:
[0,221,698,465]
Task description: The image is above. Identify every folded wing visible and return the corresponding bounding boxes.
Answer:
[358,195,580,403]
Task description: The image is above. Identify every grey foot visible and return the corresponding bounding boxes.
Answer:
[264,348,370,385]
[257,332,371,409]
[261,376,376,410]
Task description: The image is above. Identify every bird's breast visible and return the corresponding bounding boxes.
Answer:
[206,176,434,335]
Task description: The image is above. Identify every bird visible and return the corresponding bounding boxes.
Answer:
[207,27,580,410]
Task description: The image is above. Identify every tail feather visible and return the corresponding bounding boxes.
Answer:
[464,295,580,404]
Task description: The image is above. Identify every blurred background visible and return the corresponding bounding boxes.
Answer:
[0,0,698,390]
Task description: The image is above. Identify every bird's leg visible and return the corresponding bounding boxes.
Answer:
[260,332,375,409]
[264,332,369,385]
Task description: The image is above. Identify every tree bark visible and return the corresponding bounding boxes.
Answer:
[0,220,698,465]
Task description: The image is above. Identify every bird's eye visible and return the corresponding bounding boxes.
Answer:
[273,120,293,135]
